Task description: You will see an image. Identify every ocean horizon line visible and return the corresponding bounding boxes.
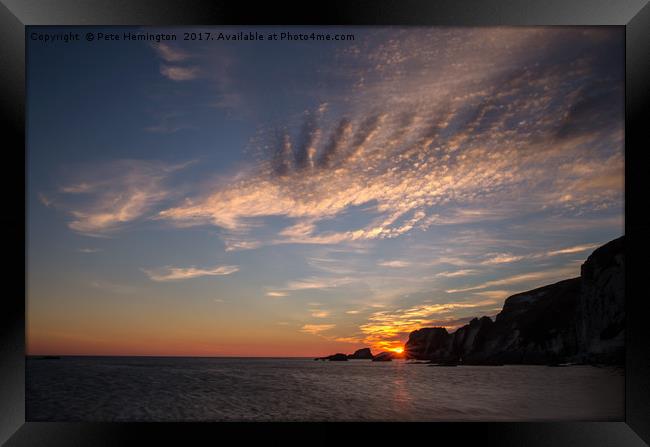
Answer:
[27,354,332,359]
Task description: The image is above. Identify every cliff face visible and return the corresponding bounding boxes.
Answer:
[577,236,625,363]
[405,236,624,365]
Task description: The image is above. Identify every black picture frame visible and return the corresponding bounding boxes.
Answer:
[1,0,649,445]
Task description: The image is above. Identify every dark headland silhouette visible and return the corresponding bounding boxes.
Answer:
[318,236,624,366]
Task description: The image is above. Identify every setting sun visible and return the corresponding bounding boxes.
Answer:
[391,347,404,354]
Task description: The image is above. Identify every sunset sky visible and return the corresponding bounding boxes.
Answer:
[27,27,623,357]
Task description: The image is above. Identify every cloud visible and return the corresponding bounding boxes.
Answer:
[51,160,191,236]
[446,266,579,294]
[60,182,94,194]
[481,243,602,265]
[300,324,335,335]
[266,291,287,297]
[285,279,329,290]
[151,42,191,62]
[334,336,364,344]
[142,264,239,282]
[435,269,478,278]
[545,243,600,256]
[378,260,411,268]
[311,310,331,318]
[473,290,512,300]
[357,299,498,352]
[77,248,102,253]
[149,37,244,120]
[481,254,527,265]
[38,192,53,207]
[156,29,622,252]
[306,256,361,275]
[160,65,201,81]
[267,276,357,296]
[222,236,262,252]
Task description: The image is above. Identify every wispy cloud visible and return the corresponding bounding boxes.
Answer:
[266,291,287,297]
[60,182,94,194]
[266,276,357,296]
[38,192,53,207]
[436,269,478,278]
[50,160,192,236]
[151,42,191,62]
[473,290,512,300]
[446,266,579,294]
[77,248,102,253]
[378,260,411,268]
[481,254,528,265]
[160,65,201,81]
[545,243,601,256]
[142,264,239,282]
[285,279,330,291]
[300,324,335,335]
[307,256,361,275]
[334,336,364,344]
[358,299,498,352]
[481,243,602,265]
[149,37,244,120]
[222,237,262,252]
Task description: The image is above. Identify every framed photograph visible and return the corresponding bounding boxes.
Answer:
[2,0,649,445]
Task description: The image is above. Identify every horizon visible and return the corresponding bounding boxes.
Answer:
[27,26,624,358]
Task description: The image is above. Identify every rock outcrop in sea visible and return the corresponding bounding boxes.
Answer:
[371,352,394,361]
[317,347,379,361]
[314,353,349,361]
[405,236,624,365]
[347,348,374,359]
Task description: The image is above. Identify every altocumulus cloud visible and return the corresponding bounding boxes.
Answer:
[156,28,623,252]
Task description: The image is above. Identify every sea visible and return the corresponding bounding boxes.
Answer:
[26,356,624,422]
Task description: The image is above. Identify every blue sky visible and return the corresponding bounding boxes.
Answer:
[27,27,623,356]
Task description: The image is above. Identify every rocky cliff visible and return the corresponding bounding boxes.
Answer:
[576,236,625,363]
[405,236,624,365]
